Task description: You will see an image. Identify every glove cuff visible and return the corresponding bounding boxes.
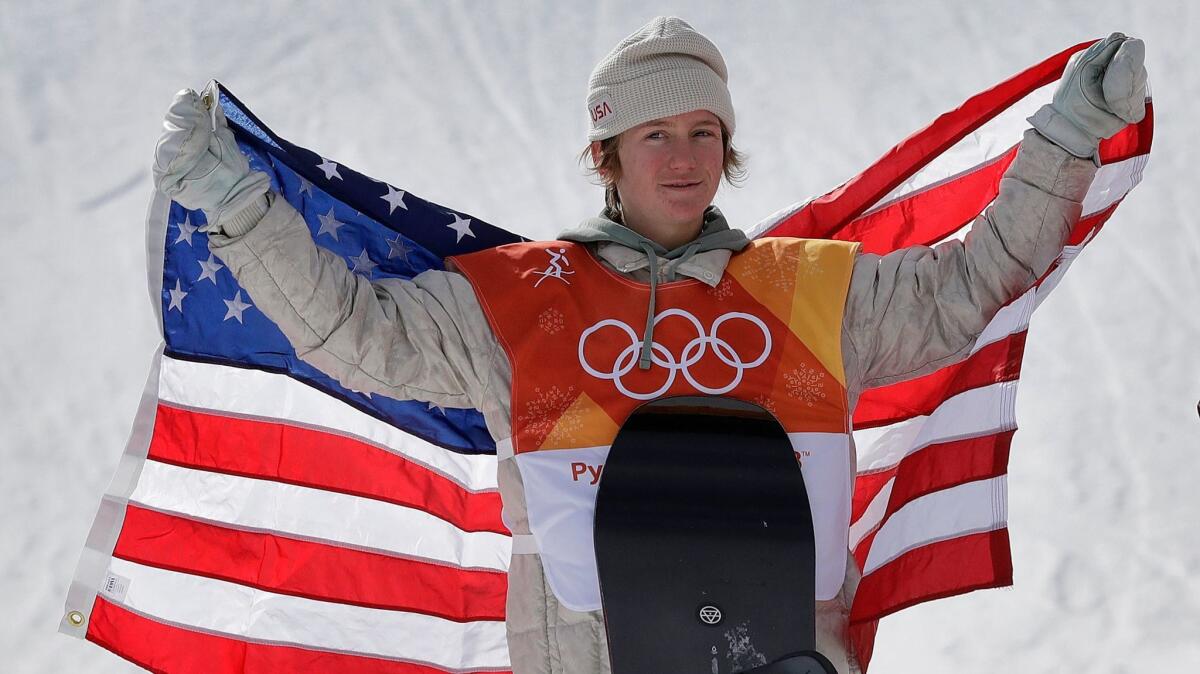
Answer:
[201,170,272,234]
[219,192,271,237]
[1027,104,1102,168]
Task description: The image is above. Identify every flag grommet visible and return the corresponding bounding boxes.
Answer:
[66,610,85,626]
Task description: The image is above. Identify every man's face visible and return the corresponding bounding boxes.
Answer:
[602,109,725,244]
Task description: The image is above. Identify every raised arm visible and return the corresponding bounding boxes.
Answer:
[842,33,1146,391]
[152,83,502,410]
[843,129,1095,390]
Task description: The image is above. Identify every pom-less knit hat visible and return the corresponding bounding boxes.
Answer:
[586,16,735,142]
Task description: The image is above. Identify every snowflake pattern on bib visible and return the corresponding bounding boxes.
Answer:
[739,245,801,294]
[707,277,734,301]
[537,307,566,335]
[516,384,578,446]
[784,364,828,407]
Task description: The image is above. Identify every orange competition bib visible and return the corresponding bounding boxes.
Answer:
[450,238,859,610]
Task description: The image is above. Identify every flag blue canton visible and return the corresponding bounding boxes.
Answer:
[159,85,526,455]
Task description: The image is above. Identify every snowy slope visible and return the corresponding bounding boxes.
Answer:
[3,1,1197,672]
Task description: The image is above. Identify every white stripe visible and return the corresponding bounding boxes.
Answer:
[928,153,1144,357]
[862,476,1007,575]
[933,227,1099,359]
[921,144,1149,251]
[1081,152,1149,217]
[853,380,1017,472]
[104,558,510,670]
[955,239,1082,356]
[1032,239,1090,310]
[747,198,811,239]
[130,460,511,571]
[968,286,1037,356]
[864,81,1057,214]
[754,87,1146,243]
[848,477,894,550]
[157,356,497,492]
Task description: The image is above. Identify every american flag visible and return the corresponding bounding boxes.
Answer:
[61,38,1151,673]
[751,41,1152,667]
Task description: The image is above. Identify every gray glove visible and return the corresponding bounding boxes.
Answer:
[153,80,271,234]
[1027,32,1148,166]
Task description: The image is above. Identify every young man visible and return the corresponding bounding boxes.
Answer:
[153,17,1145,674]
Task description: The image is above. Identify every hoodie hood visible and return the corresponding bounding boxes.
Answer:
[557,205,749,258]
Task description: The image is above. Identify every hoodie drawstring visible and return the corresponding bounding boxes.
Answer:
[637,240,702,370]
[638,241,658,370]
[554,206,749,372]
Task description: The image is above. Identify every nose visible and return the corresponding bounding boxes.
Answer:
[666,137,697,170]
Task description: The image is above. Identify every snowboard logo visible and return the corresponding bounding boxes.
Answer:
[578,308,772,400]
[532,247,574,287]
[698,604,723,625]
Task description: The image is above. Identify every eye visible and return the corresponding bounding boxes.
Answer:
[645,131,666,140]
[693,129,717,137]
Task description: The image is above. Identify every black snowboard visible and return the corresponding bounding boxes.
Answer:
[593,396,836,674]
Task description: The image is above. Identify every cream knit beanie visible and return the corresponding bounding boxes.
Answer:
[586,16,735,142]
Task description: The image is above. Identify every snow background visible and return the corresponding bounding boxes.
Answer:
[3,1,1198,671]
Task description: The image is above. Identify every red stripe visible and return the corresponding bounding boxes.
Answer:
[852,432,1013,561]
[837,146,1017,254]
[86,596,511,674]
[850,199,1123,433]
[849,529,1013,624]
[1099,100,1154,163]
[849,198,1123,430]
[853,528,879,573]
[113,504,507,621]
[1066,200,1119,247]
[769,40,1092,240]
[887,433,1013,518]
[851,472,893,526]
[149,404,507,535]
[766,52,1151,246]
[853,331,1026,430]
[848,620,878,674]
[833,119,1148,254]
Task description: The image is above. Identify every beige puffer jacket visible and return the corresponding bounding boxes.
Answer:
[208,128,1097,674]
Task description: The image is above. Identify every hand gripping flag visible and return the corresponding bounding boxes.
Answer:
[62,39,1151,673]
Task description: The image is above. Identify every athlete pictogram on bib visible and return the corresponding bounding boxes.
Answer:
[533,247,574,287]
[578,308,772,400]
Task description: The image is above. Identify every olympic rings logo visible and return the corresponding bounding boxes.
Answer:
[577,309,772,400]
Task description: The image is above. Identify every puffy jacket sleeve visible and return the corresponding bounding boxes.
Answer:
[207,194,502,411]
[842,128,1100,391]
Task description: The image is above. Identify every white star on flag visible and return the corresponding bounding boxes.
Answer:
[386,234,411,263]
[317,207,345,241]
[222,290,252,323]
[427,401,446,416]
[298,176,315,197]
[167,279,188,313]
[174,213,198,246]
[197,254,223,284]
[349,249,377,276]
[316,157,342,181]
[381,185,408,214]
[446,213,475,243]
